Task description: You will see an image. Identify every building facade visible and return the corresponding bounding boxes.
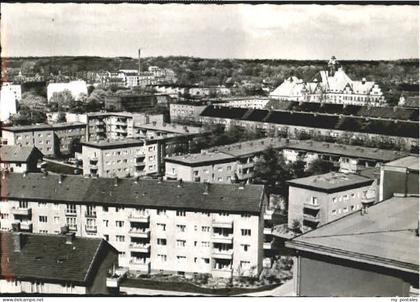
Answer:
[0,173,269,279]
[0,83,21,121]
[0,146,43,173]
[51,122,87,155]
[287,172,376,231]
[169,102,208,123]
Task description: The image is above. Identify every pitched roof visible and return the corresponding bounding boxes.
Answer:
[1,173,264,214]
[81,139,145,149]
[165,151,235,166]
[0,146,42,163]
[286,196,419,274]
[384,156,419,171]
[287,172,373,192]
[0,232,114,284]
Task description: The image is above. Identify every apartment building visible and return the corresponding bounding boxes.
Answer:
[287,172,376,232]
[105,95,157,112]
[217,97,270,109]
[0,231,118,295]
[282,140,409,173]
[134,122,202,140]
[0,146,43,173]
[199,106,419,151]
[51,122,86,154]
[285,196,419,296]
[169,102,208,123]
[380,155,419,201]
[0,172,269,279]
[1,124,56,156]
[86,112,164,142]
[165,137,288,184]
[81,139,159,178]
[47,80,88,102]
[0,83,20,121]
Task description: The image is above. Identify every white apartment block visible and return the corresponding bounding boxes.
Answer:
[169,102,208,123]
[218,97,270,109]
[47,80,88,102]
[81,139,159,177]
[0,83,21,121]
[0,172,271,279]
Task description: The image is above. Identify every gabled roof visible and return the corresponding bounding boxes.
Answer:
[286,196,419,274]
[0,232,115,284]
[0,146,43,163]
[1,173,264,214]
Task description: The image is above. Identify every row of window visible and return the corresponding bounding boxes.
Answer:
[331,204,362,215]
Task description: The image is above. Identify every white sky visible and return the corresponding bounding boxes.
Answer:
[1,3,418,59]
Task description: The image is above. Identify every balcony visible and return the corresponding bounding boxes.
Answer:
[303,202,321,211]
[129,228,150,238]
[129,258,151,273]
[85,225,97,233]
[264,209,274,220]
[212,218,233,229]
[263,227,273,235]
[128,213,149,223]
[135,161,146,167]
[211,233,233,244]
[211,249,233,259]
[20,221,33,232]
[11,207,32,216]
[85,212,97,218]
[65,211,77,216]
[129,243,151,253]
[68,225,77,231]
[303,214,320,223]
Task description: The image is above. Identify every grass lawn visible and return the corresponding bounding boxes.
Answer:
[120,278,279,296]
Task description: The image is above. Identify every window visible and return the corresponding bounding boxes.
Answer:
[157,254,167,262]
[157,209,166,215]
[177,240,186,247]
[202,226,210,232]
[350,205,355,211]
[176,210,186,217]
[19,201,29,208]
[241,244,250,252]
[118,251,126,257]
[240,261,251,269]
[66,217,76,228]
[177,256,187,261]
[86,206,96,217]
[332,209,337,215]
[157,238,167,246]
[116,221,124,228]
[39,230,48,234]
[104,235,109,241]
[241,229,251,236]
[343,207,349,213]
[39,216,47,223]
[103,219,109,227]
[194,241,198,246]
[311,197,318,205]
[241,214,251,218]
[176,224,186,232]
[53,216,60,223]
[227,166,232,171]
[157,223,166,231]
[218,177,223,182]
[201,241,210,247]
[39,202,47,207]
[116,235,125,242]
[66,204,76,214]
[202,258,210,264]
[343,195,349,201]
[332,197,338,203]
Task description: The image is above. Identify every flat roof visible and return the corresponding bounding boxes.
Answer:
[1,172,264,214]
[286,196,419,274]
[82,139,145,149]
[165,151,236,166]
[2,124,53,132]
[50,122,86,129]
[287,172,373,192]
[135,123,202,135]
[0,232,115,284]
[384,156,419,171]
[285,140,409,162]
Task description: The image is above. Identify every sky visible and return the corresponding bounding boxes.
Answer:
[1,3,418,60]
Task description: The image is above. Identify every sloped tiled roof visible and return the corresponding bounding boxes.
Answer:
[0,232,115,284]
[1,173,264,214]
[0,146,42,163]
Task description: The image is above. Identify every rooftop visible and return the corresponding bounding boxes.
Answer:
[286,196,419,274]
[134,122,202,135]
[285,140,409,162]
[1,173,264,214]
[384,155,419,171]
[0,232,114,284]
[165,151,235,166]
[82,139,145,149]
[287,172,374,192]
[0,146,42,163]
[2,124,53,132]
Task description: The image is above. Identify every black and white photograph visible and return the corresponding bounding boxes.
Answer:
[0,1,418,298]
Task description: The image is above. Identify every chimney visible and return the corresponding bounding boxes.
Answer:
[42,170,48,178]
[65,232,75,245]
[203,182,209,195]
[13,232,22,252]
[157,176,163,183]
[134,176,140,184]
[114,177,119,187]
[58,174,64,184]
[362,78,366,84]
[138,48,142,75]
[177,179,183,188]
[22,172,27,178]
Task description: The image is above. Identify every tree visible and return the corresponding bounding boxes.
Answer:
[290,219,302,234]
[253,147,292,197]
[306,159,336,175]
[50,89,75,110]
[56,111,66,123]
[289,160,307,179]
